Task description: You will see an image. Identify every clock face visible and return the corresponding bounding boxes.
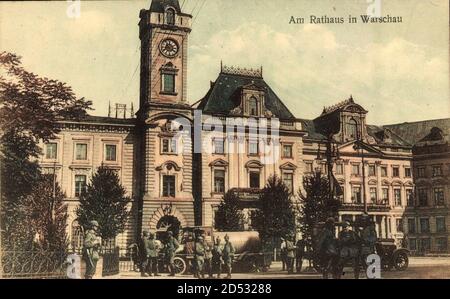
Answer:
[159,39,179,58]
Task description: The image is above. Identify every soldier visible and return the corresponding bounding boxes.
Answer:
[193,235,206,278]
[285,236,296,274]
[148,232,160,276]
[338,221,361,279]
[212,237,224,278]
[223,234,235,279]
[316,218,339,279]
[360,217,377,263]
[280,237,287,271]
[295,238,306,273]
[83,220,101,279]
[140,231,151,277]
[165,231,179,276]
[203,237,213,278]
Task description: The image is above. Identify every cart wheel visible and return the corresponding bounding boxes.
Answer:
[173,257,187,275]
[394,253,408,271]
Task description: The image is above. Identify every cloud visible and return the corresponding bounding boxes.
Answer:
[188,22,448,124]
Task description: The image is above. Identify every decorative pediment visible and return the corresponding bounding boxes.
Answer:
[404,181,414,187]
[156,161,181,172]
[337,178,345,184]
[381,179,391,186]
[245,160,263,169]
[242,82,265,91]
[338,140,383,156]
[280,162,297,170]
[392,180,403,186]
[431,177,447,185]
[209,159,229,168]
[368,179,378,185]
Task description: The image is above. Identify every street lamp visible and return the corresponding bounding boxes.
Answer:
[315,133,342,202]
[352,112,368,214]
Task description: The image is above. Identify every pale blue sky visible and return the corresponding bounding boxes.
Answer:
[0,0,448,124]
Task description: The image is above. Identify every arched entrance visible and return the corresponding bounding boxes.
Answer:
[157,215,182,238]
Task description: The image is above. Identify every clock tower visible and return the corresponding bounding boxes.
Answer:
[137,0,196,236]
[138,0,192,107]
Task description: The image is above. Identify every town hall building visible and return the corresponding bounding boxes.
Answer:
[37,0,450,254]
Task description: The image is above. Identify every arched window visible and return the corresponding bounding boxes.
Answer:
[346,118,358,140]
[249,97,258,116]
[166,8,175,25]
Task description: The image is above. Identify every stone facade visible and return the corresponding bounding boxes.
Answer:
[35,0,449,254]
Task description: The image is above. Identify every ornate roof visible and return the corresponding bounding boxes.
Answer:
[195,65,296,120]
[150,0,182,14]
[320,96,367,116]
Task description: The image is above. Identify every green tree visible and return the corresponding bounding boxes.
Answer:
[0,51,91,250]
[252,175,296,249]
[214,190,245,231]
[298,172,341,249]
[25,175,69,252]
[76,166,130,241]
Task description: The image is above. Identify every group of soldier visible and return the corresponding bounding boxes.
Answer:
[138,230,235,279]
[280,236,307,274]
[316,215,378,279]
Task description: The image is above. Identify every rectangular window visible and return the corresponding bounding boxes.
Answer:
[351,164,360,176]
[45,143,58,159]
[417,167,425,178]
[381,166,388,177]
[214,170,225,193]
[405,167,412,178]
[282,144,293,158]
[420,218,430,233]
[381,188,389,204]
[394,189,402,206]
[408,218,416,234]
[436,217,446,233]
[436,238,448,253]
[392,166,400,177]
[420,238,431,253]
[75,143,88,160]
[396,219,403,232]
[432,165,443,177]
[75,175,87,197]
[214,139,225,154]
[368,165,376,176]
[434,188,445,206]
[418,189,428,207]
[370,187,377,203]
[162,175,176,197]
[162,74,175,93]
[282,173,293,193]
[335,164,343,175]
[351,186,362,204]
[305,162,313,173]
[249,172,260,189]
[105,144,117,161]
[248,140,259,155]
[162,138,177,154]
[406,189,414,207]
[409,238,417,251]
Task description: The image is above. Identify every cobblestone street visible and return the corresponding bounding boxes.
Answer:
[114,257,450,279]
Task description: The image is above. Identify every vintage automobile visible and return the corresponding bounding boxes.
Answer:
[155,226,270,275]
[310,222,409,273]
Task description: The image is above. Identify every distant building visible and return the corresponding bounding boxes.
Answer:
[388,120,450,254]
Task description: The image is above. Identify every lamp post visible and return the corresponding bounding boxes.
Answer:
[352,112,368,214]
[316,133,341,202]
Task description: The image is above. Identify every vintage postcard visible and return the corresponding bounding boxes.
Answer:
[0,0,449,285]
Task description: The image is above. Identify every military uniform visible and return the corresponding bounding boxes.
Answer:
[165,233,180,276]
[212,240,224,278]
[147,234,160,276]
[140,232,151,277]
[295,239,306,273]
[338,224,361,279]
[223,237,235,279]
[203,240,213,278]
[83,221,101,279]
[193,238,205,278]
[285,239,295,274]
[316,219,339,279]
[360,224,377,258]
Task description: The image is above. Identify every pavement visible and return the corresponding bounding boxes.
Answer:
[107,257,450,279]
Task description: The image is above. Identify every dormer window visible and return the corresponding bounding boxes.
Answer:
[346,118,358,140]
[166,8,175,25]
[249,97,259,116]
